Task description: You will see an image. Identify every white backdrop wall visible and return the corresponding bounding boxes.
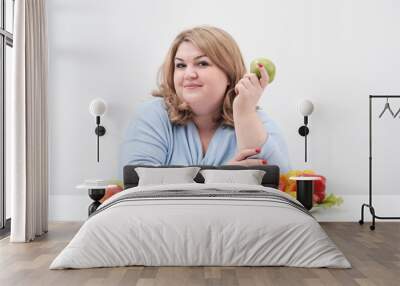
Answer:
[46,0,400,220]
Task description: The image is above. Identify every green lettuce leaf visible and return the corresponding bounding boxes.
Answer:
[315,193,343,209]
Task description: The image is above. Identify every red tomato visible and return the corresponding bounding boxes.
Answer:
[301,174,326,204]
[100,185,123,203]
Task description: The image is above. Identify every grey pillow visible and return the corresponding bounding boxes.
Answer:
[200,169,266,185]
[135,167,201,186]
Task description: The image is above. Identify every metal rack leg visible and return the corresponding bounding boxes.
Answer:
[359,204,366,225]
[370,206,376,231]
[359,203,376,230]
[359,203,400,230]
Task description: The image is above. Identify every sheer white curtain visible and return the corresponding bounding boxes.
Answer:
[10,0,48,242]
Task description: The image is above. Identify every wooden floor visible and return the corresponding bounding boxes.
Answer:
[0,222,399,286]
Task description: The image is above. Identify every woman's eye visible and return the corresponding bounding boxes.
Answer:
[175,63,186,68]
[198,61,209,67]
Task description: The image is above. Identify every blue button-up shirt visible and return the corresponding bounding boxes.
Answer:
[120,98,291,176]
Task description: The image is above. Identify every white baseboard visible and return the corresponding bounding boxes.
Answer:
[49,194,400,222]
[49,195,92,221]
[311,195,400,222]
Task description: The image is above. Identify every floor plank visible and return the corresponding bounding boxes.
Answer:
[0,222,399,286]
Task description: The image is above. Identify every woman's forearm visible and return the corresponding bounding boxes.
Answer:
[233,109,268,151]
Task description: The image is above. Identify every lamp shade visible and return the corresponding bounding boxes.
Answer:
[299,99,314,116]
[89,98,107,116]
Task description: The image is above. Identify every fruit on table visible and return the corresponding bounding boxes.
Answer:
[280,170,326,204]
[250,58,276,83]
[100,184,123,203]
[279,177,286,192]
[301,174,327,204]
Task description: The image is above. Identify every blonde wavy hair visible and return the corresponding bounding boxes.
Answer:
[152,26,246,127]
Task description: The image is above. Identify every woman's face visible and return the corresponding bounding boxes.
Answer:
[173,41,229,117]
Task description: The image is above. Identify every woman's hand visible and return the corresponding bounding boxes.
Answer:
[226,147,268,167]
[233,64,269,114]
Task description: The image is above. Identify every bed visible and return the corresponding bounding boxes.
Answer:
[50,165,351,269]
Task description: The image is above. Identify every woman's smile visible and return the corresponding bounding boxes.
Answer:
[184,83,203,89]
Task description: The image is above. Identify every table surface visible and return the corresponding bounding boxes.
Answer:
[76,184,108,190]
[289,176,322,181]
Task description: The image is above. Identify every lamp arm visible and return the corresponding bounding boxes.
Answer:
[97,124,100,162]
[96,116,100,162]
[305,133,308,162]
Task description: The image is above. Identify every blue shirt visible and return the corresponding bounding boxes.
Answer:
[120,98,291,176]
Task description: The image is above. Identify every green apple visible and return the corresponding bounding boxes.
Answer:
[250,58,276,83]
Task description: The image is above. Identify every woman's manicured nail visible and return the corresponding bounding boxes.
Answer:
[255,147,261,153]
[262,159,267,165]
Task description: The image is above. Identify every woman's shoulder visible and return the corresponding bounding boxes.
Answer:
[125,97,173,133]
[136,97,167,113]
[133,97,169,121]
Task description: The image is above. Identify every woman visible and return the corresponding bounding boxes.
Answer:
[120,26,290,173]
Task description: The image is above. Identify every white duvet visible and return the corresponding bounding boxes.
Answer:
[50,183,351,269]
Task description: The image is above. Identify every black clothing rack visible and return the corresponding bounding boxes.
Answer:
[359,95,400,230]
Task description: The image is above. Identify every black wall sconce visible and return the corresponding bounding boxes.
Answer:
[89,98,107,162]
[298,99,314,162]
